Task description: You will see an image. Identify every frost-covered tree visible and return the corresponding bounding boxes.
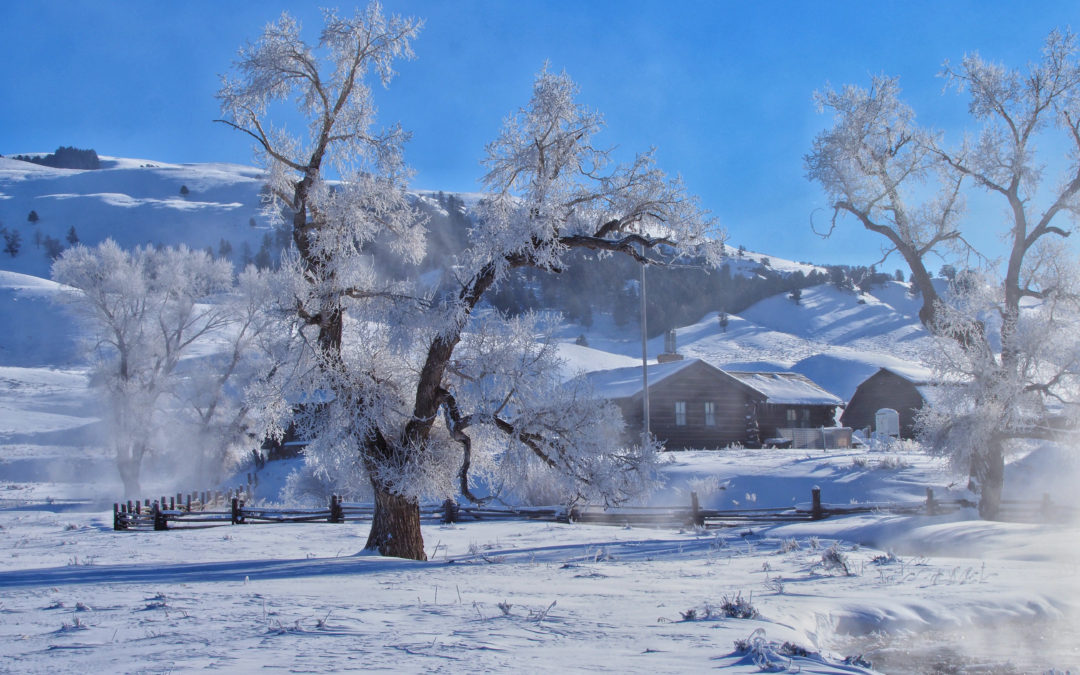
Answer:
[42,236,63,260]
[809,30,1080,518]
[2,228,20,257]
[917,30,1080,518]
[806,75,967,329]
[174,265,282,484]
[219,5,719,560]
[53,241,234,497]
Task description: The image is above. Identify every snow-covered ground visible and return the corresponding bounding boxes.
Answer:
[2,350,1077,673]
[2,466,1078,673]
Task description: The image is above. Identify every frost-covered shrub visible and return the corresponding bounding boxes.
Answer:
[282,461,372,507]
[779,537,801,553]
[678,592,758,622]
[821,544,851,575]
[719,591,759,619]
[875,455,911,471]
[686,474,725,500]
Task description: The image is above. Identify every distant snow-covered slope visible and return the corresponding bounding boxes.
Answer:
[558,280,938,402]
[0,154,940,400]
[0,156,267,278]
[0,271,81,367]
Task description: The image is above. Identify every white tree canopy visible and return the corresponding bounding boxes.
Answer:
[52,240,240,495]
[219,6,720,559]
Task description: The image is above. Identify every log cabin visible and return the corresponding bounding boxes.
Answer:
[840,367,933,438]
[583,358,842,449]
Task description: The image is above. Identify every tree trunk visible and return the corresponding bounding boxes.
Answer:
[364,480,427,560]
[118,455,141,499]
[971,439,1005,520]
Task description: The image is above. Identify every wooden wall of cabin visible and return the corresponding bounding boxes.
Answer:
[755,404,838,440]
[840,370,924,438]
[616,361,760,449]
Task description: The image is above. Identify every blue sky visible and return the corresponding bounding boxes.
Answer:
[2,1,1077,268]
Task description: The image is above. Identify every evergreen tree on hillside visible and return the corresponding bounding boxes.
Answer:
[14,146,99,170]
[42,235,63,260]
[66,226,79,245]
[254,233,273,269]
[27,210,39,223]
[180,185,190,196]
[0,229,17,257]
[218,238,233,259]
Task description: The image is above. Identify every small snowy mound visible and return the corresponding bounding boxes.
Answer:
[0,271,82,366]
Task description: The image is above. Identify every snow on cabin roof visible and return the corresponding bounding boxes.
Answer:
[725,371,843,406]
[877,364,934,386]
[580,358,701,400]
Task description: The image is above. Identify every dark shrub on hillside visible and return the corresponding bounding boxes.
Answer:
[14,146,100,170]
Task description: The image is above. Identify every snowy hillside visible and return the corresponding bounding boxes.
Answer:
[0,156,268,278]
[0,154,946,405]
[0,270,82,367]
[562,281,937,402]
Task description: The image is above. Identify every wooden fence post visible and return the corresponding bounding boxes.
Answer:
[231,497,246,524]
[690,491,704,527]
[925,487,936,516]
[153,501,168,531]
[113,503,122,531]
[442,498,459,524]
[811,487,823,520]
[1041,493,1053,519]
[329,495,344,523]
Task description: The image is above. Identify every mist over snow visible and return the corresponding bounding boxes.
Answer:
[0,156,1077,673]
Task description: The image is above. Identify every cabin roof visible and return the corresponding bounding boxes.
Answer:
[581,358,841,406]
[725,371,843,406]
[581,358,703,400]
[875,364,934,386]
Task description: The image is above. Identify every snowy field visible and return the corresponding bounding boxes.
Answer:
[3,372,1079,675]
[1,486,1078,673]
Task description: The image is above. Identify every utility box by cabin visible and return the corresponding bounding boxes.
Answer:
[875,408,900,437]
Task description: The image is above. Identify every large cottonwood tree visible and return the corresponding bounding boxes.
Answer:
[219,5,719,559]
[807,30,1080,518]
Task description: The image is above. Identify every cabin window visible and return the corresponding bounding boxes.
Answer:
[704,401,716,426]
[802,408,811,425]
[675,401,687,426]
[786,409,797,424]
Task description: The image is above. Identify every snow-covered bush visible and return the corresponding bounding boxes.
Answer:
[820,544,851,575]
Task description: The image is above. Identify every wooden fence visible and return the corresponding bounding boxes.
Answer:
[114,486,1030,532]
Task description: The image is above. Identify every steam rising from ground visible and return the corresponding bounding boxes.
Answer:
[850,441,1080,672]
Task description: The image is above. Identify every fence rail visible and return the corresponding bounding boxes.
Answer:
[113,486,1067,532]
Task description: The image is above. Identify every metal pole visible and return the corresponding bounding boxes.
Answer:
[640,245,650,446]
